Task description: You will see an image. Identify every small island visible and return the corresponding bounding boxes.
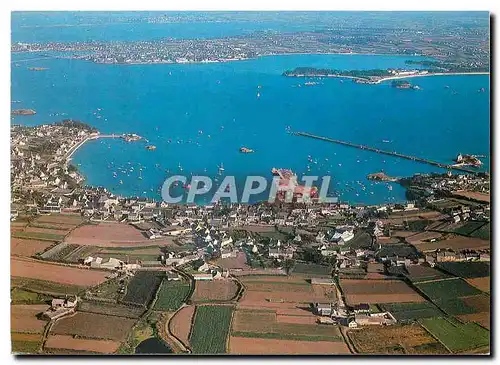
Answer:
[11,109,36,116]
[145,145,157,150]
[391,80,420,90]
[367,172,399,182]
[122,133,142,142]
[240,147,254,153]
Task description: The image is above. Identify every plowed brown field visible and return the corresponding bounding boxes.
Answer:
[11,305,49,333]
[11,258,108,287]
[170,305,195,348]
[45,335,120,354]
[229,337,351,354]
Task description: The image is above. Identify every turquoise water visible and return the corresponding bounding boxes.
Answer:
[11,15,490,205]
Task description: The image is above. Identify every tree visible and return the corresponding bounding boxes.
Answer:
[283,259,296,276]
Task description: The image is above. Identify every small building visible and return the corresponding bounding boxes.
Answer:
[268,247,294,259]
[351,303,370,314]
[193,273,213,281]
[348,319,358,328]
[314,303,332,316]
[355,312,397,326]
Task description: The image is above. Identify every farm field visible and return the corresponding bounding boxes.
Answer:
[461,295,490,313]
[432,298,477,315]
[470,223,490,240]
[451,191,490,203]
[189,305,233,354]
[11,305,49,334]
[451,221,488,236]
[340,279,425,305]
[23,226,70,236]
[229,337,351,354]
[78,301,144,319]
[11,238,54,257]
[414,236,490,252]
[466,277,490,293]
[40,243,81,261]
[45,335,121,354]
[11,288,51,305]
[153,280,191,311]
[405,231,443,244]
[122,271,163,307]
[457,312,490,330]
[51,312,136,341]
[11,257,109,287]
[12,277,84,296]
[170,305,195,349]
[11,332,42,354]
[238,275,337,307]
[379,302,444,323]
[12,231,65,242]
[65,222,176,247]
[34,214,83,226]
[420,317,490,353]
[215,252,251,270]
[85,277,123,302]
[415,278,482,301]
[405,265,451,283]
[438,262,490,278]
[292,263,332,276]
[191,279,238,303]
[231,308,342,342]
[348,323,450,354]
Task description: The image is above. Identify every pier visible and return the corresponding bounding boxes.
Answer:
[294,131,476,173]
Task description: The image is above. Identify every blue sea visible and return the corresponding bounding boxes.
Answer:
[11,13,490,205]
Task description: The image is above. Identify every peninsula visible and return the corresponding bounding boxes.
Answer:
[12,109,36,116]
[282,66,489,84]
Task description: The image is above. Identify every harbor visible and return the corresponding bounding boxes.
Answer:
[294,131,477,174]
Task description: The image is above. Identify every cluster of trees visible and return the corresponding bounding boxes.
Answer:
[56,119,98,133]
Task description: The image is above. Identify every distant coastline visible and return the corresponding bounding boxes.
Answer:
[374,72,490,84]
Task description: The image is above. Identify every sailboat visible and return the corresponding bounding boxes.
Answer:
[218,163,225,175]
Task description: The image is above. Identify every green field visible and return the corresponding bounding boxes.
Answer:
[380,301,443,322]
[420,317,489,353]
[11,340,41,354]
[231,331,342,342]
[438,262,490,278]
[11,277,84,296]
[153,280,190,311]
[452,221,487,236]
[11,288,51,305]
[12,231,65,241]
[407,219,432,231]
[470,223,490,240]
[29,223,70,231]
[415,278,482,300]
[433,298,477,316]
[293,263,332,276]
[190,305,233,354]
